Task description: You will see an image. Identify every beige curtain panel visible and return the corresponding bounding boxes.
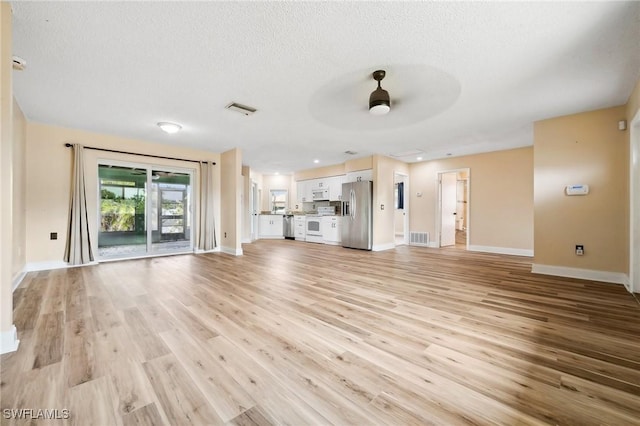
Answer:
[198,161,217,251]
[64,144,94,265]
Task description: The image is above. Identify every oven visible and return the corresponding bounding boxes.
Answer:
[305,215,323,243]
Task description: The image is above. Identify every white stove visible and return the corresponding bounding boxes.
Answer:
[305,215,323,243]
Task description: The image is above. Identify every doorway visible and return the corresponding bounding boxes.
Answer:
[97,161,194,259]
[630,110,640,294]
[394,172,409,246]
[438,168,470,249]
[250,181,259,241]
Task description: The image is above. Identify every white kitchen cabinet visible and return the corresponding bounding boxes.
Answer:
[328,175,346,201]
[259,215,284,239]
[294,215,306,240]
[313,178,329,190]
[345,169,373,183]
[296,180,313,203]
[322,216,342,245]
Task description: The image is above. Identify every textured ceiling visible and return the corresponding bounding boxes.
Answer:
[10,1,640,174]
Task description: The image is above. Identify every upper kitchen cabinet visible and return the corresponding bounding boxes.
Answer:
[296,180,313,203]
[327,175,346,201]
[345,169,373,183]
[297,176,346,202]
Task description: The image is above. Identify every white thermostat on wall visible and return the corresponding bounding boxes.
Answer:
[565,184,589,196]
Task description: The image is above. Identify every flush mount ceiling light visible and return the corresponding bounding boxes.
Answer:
[157,122,182,134]
[369,70,390,115]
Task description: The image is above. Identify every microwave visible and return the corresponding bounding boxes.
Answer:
[312,188,330,201]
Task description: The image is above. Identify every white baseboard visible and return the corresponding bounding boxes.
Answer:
[428,242,439,248]
[258,236,285,240]
[532,264,629,286]
[12,271,27,292]
[221,246,243,256]
[24,260,69,272]
[0,325,20,355]
[241,238,252,244]
[468,245,534,257]
[372,243,396,252]
[194,247,221,254]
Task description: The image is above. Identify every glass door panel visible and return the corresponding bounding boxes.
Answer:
[150,169,191,253]
[98,165,147,258]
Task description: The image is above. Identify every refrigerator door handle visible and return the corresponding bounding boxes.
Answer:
[351,189,356,219]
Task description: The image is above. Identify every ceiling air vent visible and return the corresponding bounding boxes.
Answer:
[344,150,358,155]
[226,102,257,116]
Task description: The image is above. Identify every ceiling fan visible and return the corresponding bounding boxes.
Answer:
[130,169,176,178]
[369,69,391,115]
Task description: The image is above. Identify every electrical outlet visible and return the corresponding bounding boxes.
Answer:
[224,232,227,238]
[50,232,57,240]
[381,204,385,210]
[575,245,584,256]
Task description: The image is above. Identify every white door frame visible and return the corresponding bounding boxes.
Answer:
[96,158,195,260]
[436,168,470,248]
[394,172,409,246]
[250,181,259,242]
[630,109,640,294]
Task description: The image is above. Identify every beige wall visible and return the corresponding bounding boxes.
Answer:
[12,99,26,280]
[294,155,373,181]
[220,148,242,253]
[1,1,14,337]
[345,156,373,173]
[628,76,640,291]
[410,147,534,251]
[534,106,627,272]
[25,122,222,265]
[627,77,640,123]
[372,155,409,249]
[260,174,293,212]
[294,164,345,181]
[241,165,251,242]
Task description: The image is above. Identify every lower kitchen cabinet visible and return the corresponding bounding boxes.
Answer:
[322,216,342,245]
[259,215,284,239]
[294,215,306,240]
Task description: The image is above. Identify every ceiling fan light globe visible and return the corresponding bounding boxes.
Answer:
[369,103,390,115]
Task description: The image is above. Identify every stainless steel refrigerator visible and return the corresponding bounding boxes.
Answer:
[341,180,373,250]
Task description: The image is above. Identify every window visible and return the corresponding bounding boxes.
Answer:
[270,189,287,213]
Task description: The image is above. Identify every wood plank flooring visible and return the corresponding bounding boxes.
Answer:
[2,241,640,425]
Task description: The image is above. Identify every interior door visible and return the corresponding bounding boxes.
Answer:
[440,172,457,247]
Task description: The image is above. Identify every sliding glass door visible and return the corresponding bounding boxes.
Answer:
[98,162,193,259]
[150,169,191,253]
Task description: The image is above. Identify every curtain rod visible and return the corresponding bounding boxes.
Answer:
[64,143,216,165]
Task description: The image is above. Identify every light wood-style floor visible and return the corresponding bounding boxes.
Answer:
[2,241,640,425]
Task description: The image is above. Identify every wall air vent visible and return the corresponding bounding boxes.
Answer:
[226,102,257,116]
[409,231,429,246]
